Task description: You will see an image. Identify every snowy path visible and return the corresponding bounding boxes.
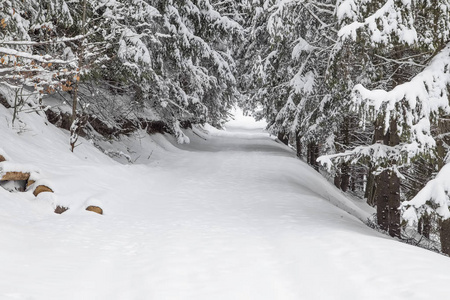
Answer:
[2,114,450,299]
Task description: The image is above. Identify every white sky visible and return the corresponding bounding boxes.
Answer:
[225,106,267,130]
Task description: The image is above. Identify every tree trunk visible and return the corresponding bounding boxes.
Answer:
[307,142,320,171]
[334,174,341,189]
[365,168,376,206]
[372,118,401,237]
[375,169,400,237]
[278,131,289,146]
[71,86,79,124]
[440,218,450,255]
[375,170,389,232]
[295,131,302,158]
[435,118,450,249]
[418,214,431,239]
[313,143,319,171]
[366,119,384,206]
[387,170,401,238]
[71,0,87,124]
[340,163,350,192]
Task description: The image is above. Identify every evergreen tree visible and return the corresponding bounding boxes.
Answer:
[319,0,450,237]
[239,0,340,161]
[0,0,82,125]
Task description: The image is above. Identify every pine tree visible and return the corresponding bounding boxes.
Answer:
[239,0,340,162]
[319,0,450,237]
[0,0,82,125]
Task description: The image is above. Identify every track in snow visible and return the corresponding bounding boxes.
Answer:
[1,116,450,300]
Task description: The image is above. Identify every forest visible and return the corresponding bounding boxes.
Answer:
[1,0,450,255]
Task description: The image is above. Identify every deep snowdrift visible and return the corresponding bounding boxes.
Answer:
[1,106,450,300]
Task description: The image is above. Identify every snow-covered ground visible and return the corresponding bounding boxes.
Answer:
[1,106,450,300]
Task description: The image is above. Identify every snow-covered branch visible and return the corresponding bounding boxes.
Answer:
[402,162,450,225]
[352,43,450,157]
[0,47,76,64]
[337,0,417,45]
[317,143,405,172]
[0,35,86,46]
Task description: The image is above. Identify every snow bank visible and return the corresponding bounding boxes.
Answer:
[0,161,40,175]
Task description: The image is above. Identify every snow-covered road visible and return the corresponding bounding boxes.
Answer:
[1,110,450,299]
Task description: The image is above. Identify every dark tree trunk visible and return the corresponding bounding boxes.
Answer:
[418,214,431,239]
[366,119,384,206]
[387,119,401,238]
[375,169,400,237]
[340,163,350,192]
[423,221,431,238]
[440,219,450,255]
[307,142,320,171]
[435,118,450,249]
[365,168,376,206]
[313,144,319,171]
[372,118,401,237]
[350,170,359,192]
[375,170,389,232]
[334,174,341,189]
[418,218,422,235]
[367,184,376,206]
[387,171,401,237]
[334,115,352,192]
[278,131,289,146]
[295,131,302,158]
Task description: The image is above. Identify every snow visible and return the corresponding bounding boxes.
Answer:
[1,105,450,299]
[118,28,152,68]
[0,35,85,46]
[360,43,449,141]
[290,70,315,94]
[336,0,358,22]
[0,161,40,175]
[291,37,316,58]
[402,160,450,223]
[0,46,74,64]
[321,42,450,175]
[0,147,11,161]
[337,0,418,45]
[224,106,267,131]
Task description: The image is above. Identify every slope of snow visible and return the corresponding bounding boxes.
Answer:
[0,107,450,299]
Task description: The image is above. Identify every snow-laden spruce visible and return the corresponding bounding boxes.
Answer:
[1,0,245,139]
[337,0,417,45]
[240,0,337,155]
[318,42,450,169]
[318,0,450,173]
[314,0,450,237]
